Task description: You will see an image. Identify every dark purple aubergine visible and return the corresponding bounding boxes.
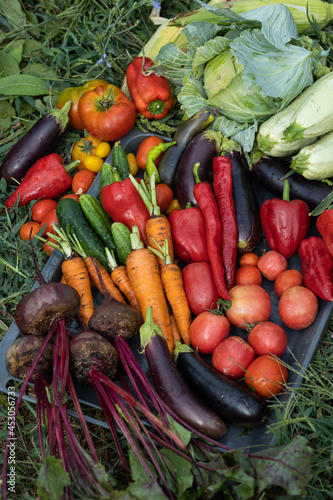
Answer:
[1,102,71,185]
[222,139,262,254]
[15,282,80,336]
[250,154,333,211]
[70,330,118,385]
[6,335,53,381]
[175,130,222,208]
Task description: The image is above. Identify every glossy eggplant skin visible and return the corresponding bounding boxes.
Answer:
[176,349,268,428]
[175,130,222,208]
[250,156,333,211]
[1,103,70,185]
[158,106,217,188]
[225,148,262,254]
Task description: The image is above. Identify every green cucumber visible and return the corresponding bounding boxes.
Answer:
[111,222,132,266]
[56,197,109,269]
[112,142,130,180]
[79,194,115,251]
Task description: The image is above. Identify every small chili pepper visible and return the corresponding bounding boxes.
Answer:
[298,236,333,301]
[146,141,176,183]
[4,154,80,209]
[193,163,231,301]
[168,204,209,263]
[260,179,311,259]
[316,208,333,259]
[126,56,174,119]
[100,176,150,245]
[213,155,237,290]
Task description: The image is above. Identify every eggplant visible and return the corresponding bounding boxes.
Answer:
[250,154,333,211]
[175,345,268,428]
[222,139,262,254]
[175,130,222,208]
[1,102,71,185]
[158,106,217,188]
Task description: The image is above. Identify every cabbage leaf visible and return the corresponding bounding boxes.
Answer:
[193,36,231,77]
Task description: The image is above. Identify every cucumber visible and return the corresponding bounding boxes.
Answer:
[112,142,130,180]
[56,197,109,269]
[79,194,115,251]
[111,222,132,266]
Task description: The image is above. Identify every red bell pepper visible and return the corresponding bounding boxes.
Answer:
[5,154,79,209]
[316,208,333,259]
[126,56,173,120]
[298,236,333,301]
[260,179,310,259]
[168,206,209,263]
[101,177,150,245]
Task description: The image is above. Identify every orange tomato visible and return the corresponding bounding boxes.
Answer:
[19,222,41,241]
[40,208,58,236]
[245,355,288,398]
[72,170,96,195]
[239,252,259,267]
[72,134,103,170]
[31,199,57,223]
[235,264,262,286]
[136,136,165,170]
[60,193,80,202]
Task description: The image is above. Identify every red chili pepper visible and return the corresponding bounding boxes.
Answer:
[100,177,150,245]
[168,205,209,263]
[213,156,237,289]
[298,236,333,301]
[4,154,79,209]
[193,163,231,301]
[126,57,173,120]
[316,208,333,259]
[260,179,310,259]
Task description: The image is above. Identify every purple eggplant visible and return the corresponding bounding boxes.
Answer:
[175,130,222,208]
[1,102,71,185]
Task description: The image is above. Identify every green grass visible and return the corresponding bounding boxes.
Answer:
[0,1,333,498]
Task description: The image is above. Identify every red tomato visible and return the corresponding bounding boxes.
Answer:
[136,136,165,170]
[279,286,318,330]
[77,84,137,142]
[189,311,230,354]
[257,250,288,281]
[235,264,262,286]
[40,208,58,236]
[212,336,255,380]
[31,199,57,223]
[19,221,41,241]
[274,269,303,297]
[225,284,271,330]
[156,183,174,213]
[239,252,259,267]
[245,355,288,398]
[72,170,96,195]
[247,321,288,357]
[182,262,220,316]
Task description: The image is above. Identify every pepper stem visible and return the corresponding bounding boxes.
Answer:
[148,100,166,116]
[193,162,201,184]
[282,179,290,201]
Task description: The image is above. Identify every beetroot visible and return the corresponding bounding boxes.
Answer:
[6,335,53,381]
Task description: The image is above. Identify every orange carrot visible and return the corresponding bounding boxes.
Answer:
[106,248,141,313]
[149,240,191,346]
[126,227,173,352]
[60,275,67,285]
[170,314,181,345]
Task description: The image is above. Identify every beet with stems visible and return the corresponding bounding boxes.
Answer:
[6,335,53,380]
[15,281,80,336]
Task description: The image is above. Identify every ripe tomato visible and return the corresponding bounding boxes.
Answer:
[95,142,111,158]
[83,155,104,173]
[77,84,137,142]
[31,199,57,223]
[257,250,288,281]
[19,221,41,241]
[56,79,109,130]
[274,269,303,297]
[72,170,96,195]
[156,183,174,213]
[40,208,58,236]
[225,284,271,330]
[279,286,318,330]
[72,133,103,170]
[239,252,259,267]
[235,264,262,286]
[245,355,288,398]
[189,311,230,354]
[212,336,255,380]
[182,262,220,316]
[60,193,80,202]
[247,322,288,357]
[136,136,165,170]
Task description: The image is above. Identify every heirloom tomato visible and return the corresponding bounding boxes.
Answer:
[72,134,103,170]
[77,84,137,142]
[225,284,271,329]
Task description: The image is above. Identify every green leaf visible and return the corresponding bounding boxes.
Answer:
[193,36,231,77]
[22,63,57,80]
[22,39,43,58]
[177,73,208,118]
[6,39,24,64]
[37,455,71,500]
[0,75,49,96]
[161,448,193,497]
[0,50,20,77]
[0,100,15,130]
[0,0,26,30]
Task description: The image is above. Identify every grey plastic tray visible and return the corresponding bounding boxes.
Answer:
[1,126,332,450]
